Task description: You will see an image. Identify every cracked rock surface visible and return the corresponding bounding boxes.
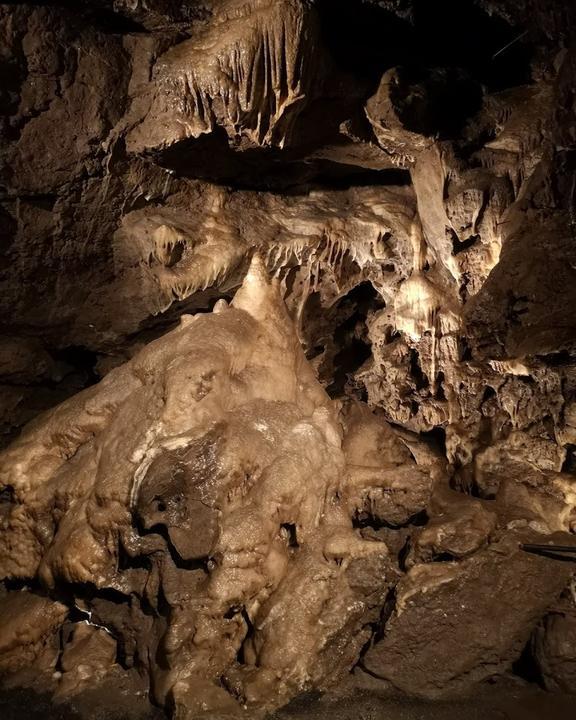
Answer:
[1,0,576,718]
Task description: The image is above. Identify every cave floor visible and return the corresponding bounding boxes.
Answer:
[271,686,576,720]
[1,679,574,720]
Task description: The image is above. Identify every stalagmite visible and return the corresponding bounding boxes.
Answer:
[1,1,576,717]
[0,260,421,716]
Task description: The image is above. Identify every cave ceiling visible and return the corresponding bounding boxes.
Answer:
[1,0,576,718]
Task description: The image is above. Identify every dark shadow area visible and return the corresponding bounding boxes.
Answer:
[141,0,534,187]
[419,426,447,455]
[127,286,237,346]
[317,0,534,94]
[561,444,576,475]
[0,685,165,720]
[512,638,544,686]
[325,282,385,398]
[151,131,411,193]
[353,509,429,531]
[52,345,100,386]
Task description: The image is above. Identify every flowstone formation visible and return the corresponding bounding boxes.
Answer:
[1,0,576,717]
[0,260,415,715]
[0,261,575,718]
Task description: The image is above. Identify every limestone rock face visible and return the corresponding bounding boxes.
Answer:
[126,0,324,153]
[362,533,574,698]
[532,598,576,693]
[1,0,576,717]
[0,592,68,678]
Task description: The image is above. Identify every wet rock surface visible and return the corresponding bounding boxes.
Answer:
[1,0,576,718]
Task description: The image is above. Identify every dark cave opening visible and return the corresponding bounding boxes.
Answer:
[327,336,372,398]
[0,484,16,521]
[235,607,255,666]
[451,231,481,255]
[409,348,429,391]
[128,287,236,347]
[562,445,576,475]
[353,508,429,531]
[512,638,543,686]
[280,522,300,549]
[315,0,533,144]
[390,65,483,139]
[420,426,447,455]
[317,0,534,93]
[151,132,412,192]
[324,281,385,398]
[52,345,100,386]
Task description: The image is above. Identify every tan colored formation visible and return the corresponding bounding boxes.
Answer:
[0,260,430,714]
[1,258,575,715]
[1,0,576,716]
[127,0,323,152]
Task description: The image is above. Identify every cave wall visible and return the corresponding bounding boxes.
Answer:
[1,0,576,717]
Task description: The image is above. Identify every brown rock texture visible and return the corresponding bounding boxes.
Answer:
[363,532,574,697]
[1,0,576,717]
[531,596,576,693]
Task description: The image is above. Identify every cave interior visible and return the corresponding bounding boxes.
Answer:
[0,1,576,719]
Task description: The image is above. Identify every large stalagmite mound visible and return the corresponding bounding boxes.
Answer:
[1,257,574,718]
[0,258,419,715]
[1,0,576,718]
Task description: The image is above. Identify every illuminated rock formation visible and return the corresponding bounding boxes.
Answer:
[1,0,576,716]
[126,0,324,153]
[0,260,418,714]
